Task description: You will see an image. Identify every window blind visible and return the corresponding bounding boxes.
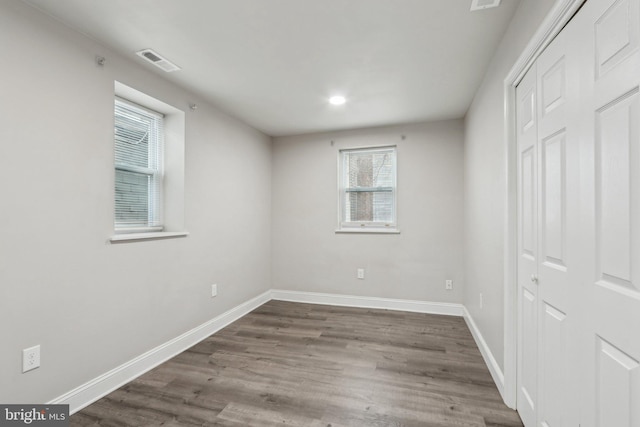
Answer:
[340,146,396,227]
[114,98,164,231]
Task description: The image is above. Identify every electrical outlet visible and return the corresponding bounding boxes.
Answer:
[480,293,484,309]
[22,345,40,373]
[211,284,217,297]
[357,268,365,279]
[445,279,453,290]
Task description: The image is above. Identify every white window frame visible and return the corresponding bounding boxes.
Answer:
[337,145,399,233]
[110,82,187,243]
[114,97,164,233]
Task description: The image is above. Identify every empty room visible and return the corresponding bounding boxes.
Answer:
[1,0,638,426]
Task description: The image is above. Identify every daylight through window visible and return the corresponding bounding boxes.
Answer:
[114,98,164,232]
[340,146,397,229]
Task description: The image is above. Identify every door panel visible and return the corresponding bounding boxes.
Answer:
[595,0,639,78]
[541,57,566,118]
[521,287,537,413]
[539,303,568,427]
[596,337,640,426]
[522,146,536,259]
[596,91,638,288]
[541,131,566,269]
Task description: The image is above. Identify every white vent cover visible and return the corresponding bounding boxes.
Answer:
[135,49,181,72]
[470,0,501,11]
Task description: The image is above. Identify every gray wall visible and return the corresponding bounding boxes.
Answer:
[1,0,563,406]
[463,0,558,370]
[272,121,465,302]
[0,1,272,404]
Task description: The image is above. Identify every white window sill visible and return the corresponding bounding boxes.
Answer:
[110,231,189,243]
[335,228,400,234]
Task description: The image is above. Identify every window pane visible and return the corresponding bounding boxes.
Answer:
[347,191,373,222]
[347,150,393,189]
[115,106,155,169]
[345,190,394,223]
[115,169,150,226]
[373,191,394,222]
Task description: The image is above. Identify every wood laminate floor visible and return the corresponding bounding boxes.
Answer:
[71,301,523,427]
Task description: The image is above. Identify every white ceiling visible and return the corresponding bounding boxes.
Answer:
[23,0,520,137]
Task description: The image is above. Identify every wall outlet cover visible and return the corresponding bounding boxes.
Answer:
[22,345,40,373]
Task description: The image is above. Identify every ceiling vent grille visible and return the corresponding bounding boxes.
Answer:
[470,0,501,11]
[135,49,181,72]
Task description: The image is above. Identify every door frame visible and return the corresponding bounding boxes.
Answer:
[502,0,585,409]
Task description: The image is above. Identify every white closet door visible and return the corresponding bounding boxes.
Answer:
[516,63,539,427]
[517,0,640,425]
[574,0,640,425]
[517,20,582,427]
[534,22,584,427]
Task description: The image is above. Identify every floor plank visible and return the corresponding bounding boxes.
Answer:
[71,301,523,426]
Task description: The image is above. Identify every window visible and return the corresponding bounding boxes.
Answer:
[339,146,397,231]
[114,98,164,232]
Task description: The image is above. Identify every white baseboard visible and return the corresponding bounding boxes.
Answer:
[50,289,507,415]
[271,289,464,316]
[273,291,508,397]
[462,306,506,400]
[49,290,272,415]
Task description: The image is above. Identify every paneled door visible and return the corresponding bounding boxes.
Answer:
[516,22,580,427]
[572,0,640,425]
[533,24,580,427]
[516,61,539,427]
[516,0,640,425]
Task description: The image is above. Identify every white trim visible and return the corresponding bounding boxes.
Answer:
[338,145,398,230]
[46,290,518,416]
[505,0,586,87]
[271,289,464,316]
[503,68,520,409]
[109,231,189,242]
[49,290,271,414]
[502,0,586,410]
[463,306,505,400]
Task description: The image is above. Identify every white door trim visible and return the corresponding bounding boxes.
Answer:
[502,0,586,409]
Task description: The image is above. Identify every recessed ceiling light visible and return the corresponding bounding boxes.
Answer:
[329,96,346,105]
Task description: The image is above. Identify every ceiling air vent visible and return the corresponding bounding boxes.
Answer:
[470,0,501,11]
[135,49,181,72]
